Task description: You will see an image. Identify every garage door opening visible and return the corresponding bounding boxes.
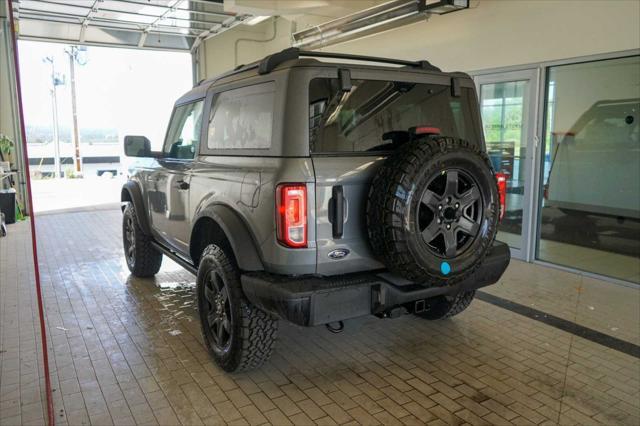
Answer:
[18,40,192,213]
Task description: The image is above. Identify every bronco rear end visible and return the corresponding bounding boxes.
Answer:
[123,48,511,372]
[241,49,510,330]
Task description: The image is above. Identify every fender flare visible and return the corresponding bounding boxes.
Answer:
[192,204,264,271]
[121,181,152,236]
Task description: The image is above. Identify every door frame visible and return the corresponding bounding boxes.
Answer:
[468,49,640,285]
[474,68,541,261]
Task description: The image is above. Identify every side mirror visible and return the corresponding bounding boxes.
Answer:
[124,135,152,157]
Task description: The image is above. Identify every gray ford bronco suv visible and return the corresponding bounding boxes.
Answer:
[121,48,510,372]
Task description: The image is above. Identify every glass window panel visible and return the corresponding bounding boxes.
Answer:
[308,78,480,153]
[480,80,529,249]
[538,55,640,283]
[207,82,275,150]
[164,100,203,160]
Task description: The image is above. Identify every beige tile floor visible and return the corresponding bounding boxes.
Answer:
[1,208,639,425]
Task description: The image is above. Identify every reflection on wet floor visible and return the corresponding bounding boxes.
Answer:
[124,269,199,338]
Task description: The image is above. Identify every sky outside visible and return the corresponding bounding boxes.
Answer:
[18,40,192,150]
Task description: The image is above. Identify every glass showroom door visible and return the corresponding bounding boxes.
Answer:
[538,56,639,283]
[475,69,539,259]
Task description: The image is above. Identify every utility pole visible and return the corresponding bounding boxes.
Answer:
[43,56,63,179]
[49,85,60,179]
[64,46,86,175]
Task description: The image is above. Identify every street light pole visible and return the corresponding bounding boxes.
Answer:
[43,56,61,179]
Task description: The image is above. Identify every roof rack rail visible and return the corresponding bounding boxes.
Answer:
[197,62,259,87]
[258,47,441,74]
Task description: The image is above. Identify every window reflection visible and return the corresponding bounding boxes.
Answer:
[539,56,640,283]
[480,81,528,249]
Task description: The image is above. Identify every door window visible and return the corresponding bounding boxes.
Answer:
[164,100,204,160]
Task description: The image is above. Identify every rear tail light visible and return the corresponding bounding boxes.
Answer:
[276,184,307,248]
[412,126,441,136]
[495,172,507,222]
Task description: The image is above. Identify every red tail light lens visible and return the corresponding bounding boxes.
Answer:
[495,172,507,222]
[413,126,441,136]
[276,184,307,248]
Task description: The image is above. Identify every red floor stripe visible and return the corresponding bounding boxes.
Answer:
[7,2,55,425]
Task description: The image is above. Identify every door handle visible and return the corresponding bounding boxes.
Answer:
[329,185,344,238]
[176,180,189,190]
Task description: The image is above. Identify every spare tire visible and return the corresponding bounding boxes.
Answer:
[367,136,499,284]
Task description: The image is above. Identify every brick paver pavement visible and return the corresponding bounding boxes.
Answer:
[1,207,638,425]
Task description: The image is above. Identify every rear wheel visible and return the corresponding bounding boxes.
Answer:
[415,291,475,320]
[197,244,278,372]
[122,203,162,277]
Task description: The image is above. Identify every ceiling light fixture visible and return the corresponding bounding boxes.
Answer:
[292,0,468,50]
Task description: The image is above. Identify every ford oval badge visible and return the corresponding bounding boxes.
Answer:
[328,248,350,259]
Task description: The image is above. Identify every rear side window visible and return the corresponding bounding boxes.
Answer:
[163,100,204,160]
[208,82,275,150]
[309,78,480,153]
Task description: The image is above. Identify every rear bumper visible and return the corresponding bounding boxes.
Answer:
[241,241,510,327]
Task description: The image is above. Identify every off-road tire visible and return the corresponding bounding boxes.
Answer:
[415,291,476,320]
[367,136,499,285]
[122,203,162,277]
[197,244,278,372]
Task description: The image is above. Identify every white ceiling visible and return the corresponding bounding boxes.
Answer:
[224,0,385,20]
[10,0,463,51]
[10,0,392,51]
[12,0,249,51]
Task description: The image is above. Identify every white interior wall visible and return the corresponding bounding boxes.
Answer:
[199,0,640,78]
[197,17,294,79]
[1,3,28,209]
[0,18,17,143]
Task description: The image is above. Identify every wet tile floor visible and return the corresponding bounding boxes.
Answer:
[1,207,639,425]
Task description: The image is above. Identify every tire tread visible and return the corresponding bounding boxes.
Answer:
[367,137,499,285]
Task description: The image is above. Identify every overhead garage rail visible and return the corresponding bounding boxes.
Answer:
[12,0,251,51]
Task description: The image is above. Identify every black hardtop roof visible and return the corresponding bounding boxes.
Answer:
[201,47,455,86]
[177,47,469,105]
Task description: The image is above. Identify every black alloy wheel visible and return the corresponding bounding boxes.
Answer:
[124,214,136,266]
[418,168,483,258]
[203,270,232,353]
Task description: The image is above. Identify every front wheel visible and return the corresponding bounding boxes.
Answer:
[415,291,475,320]
[197,244,278,372]
[122,203,162,277]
